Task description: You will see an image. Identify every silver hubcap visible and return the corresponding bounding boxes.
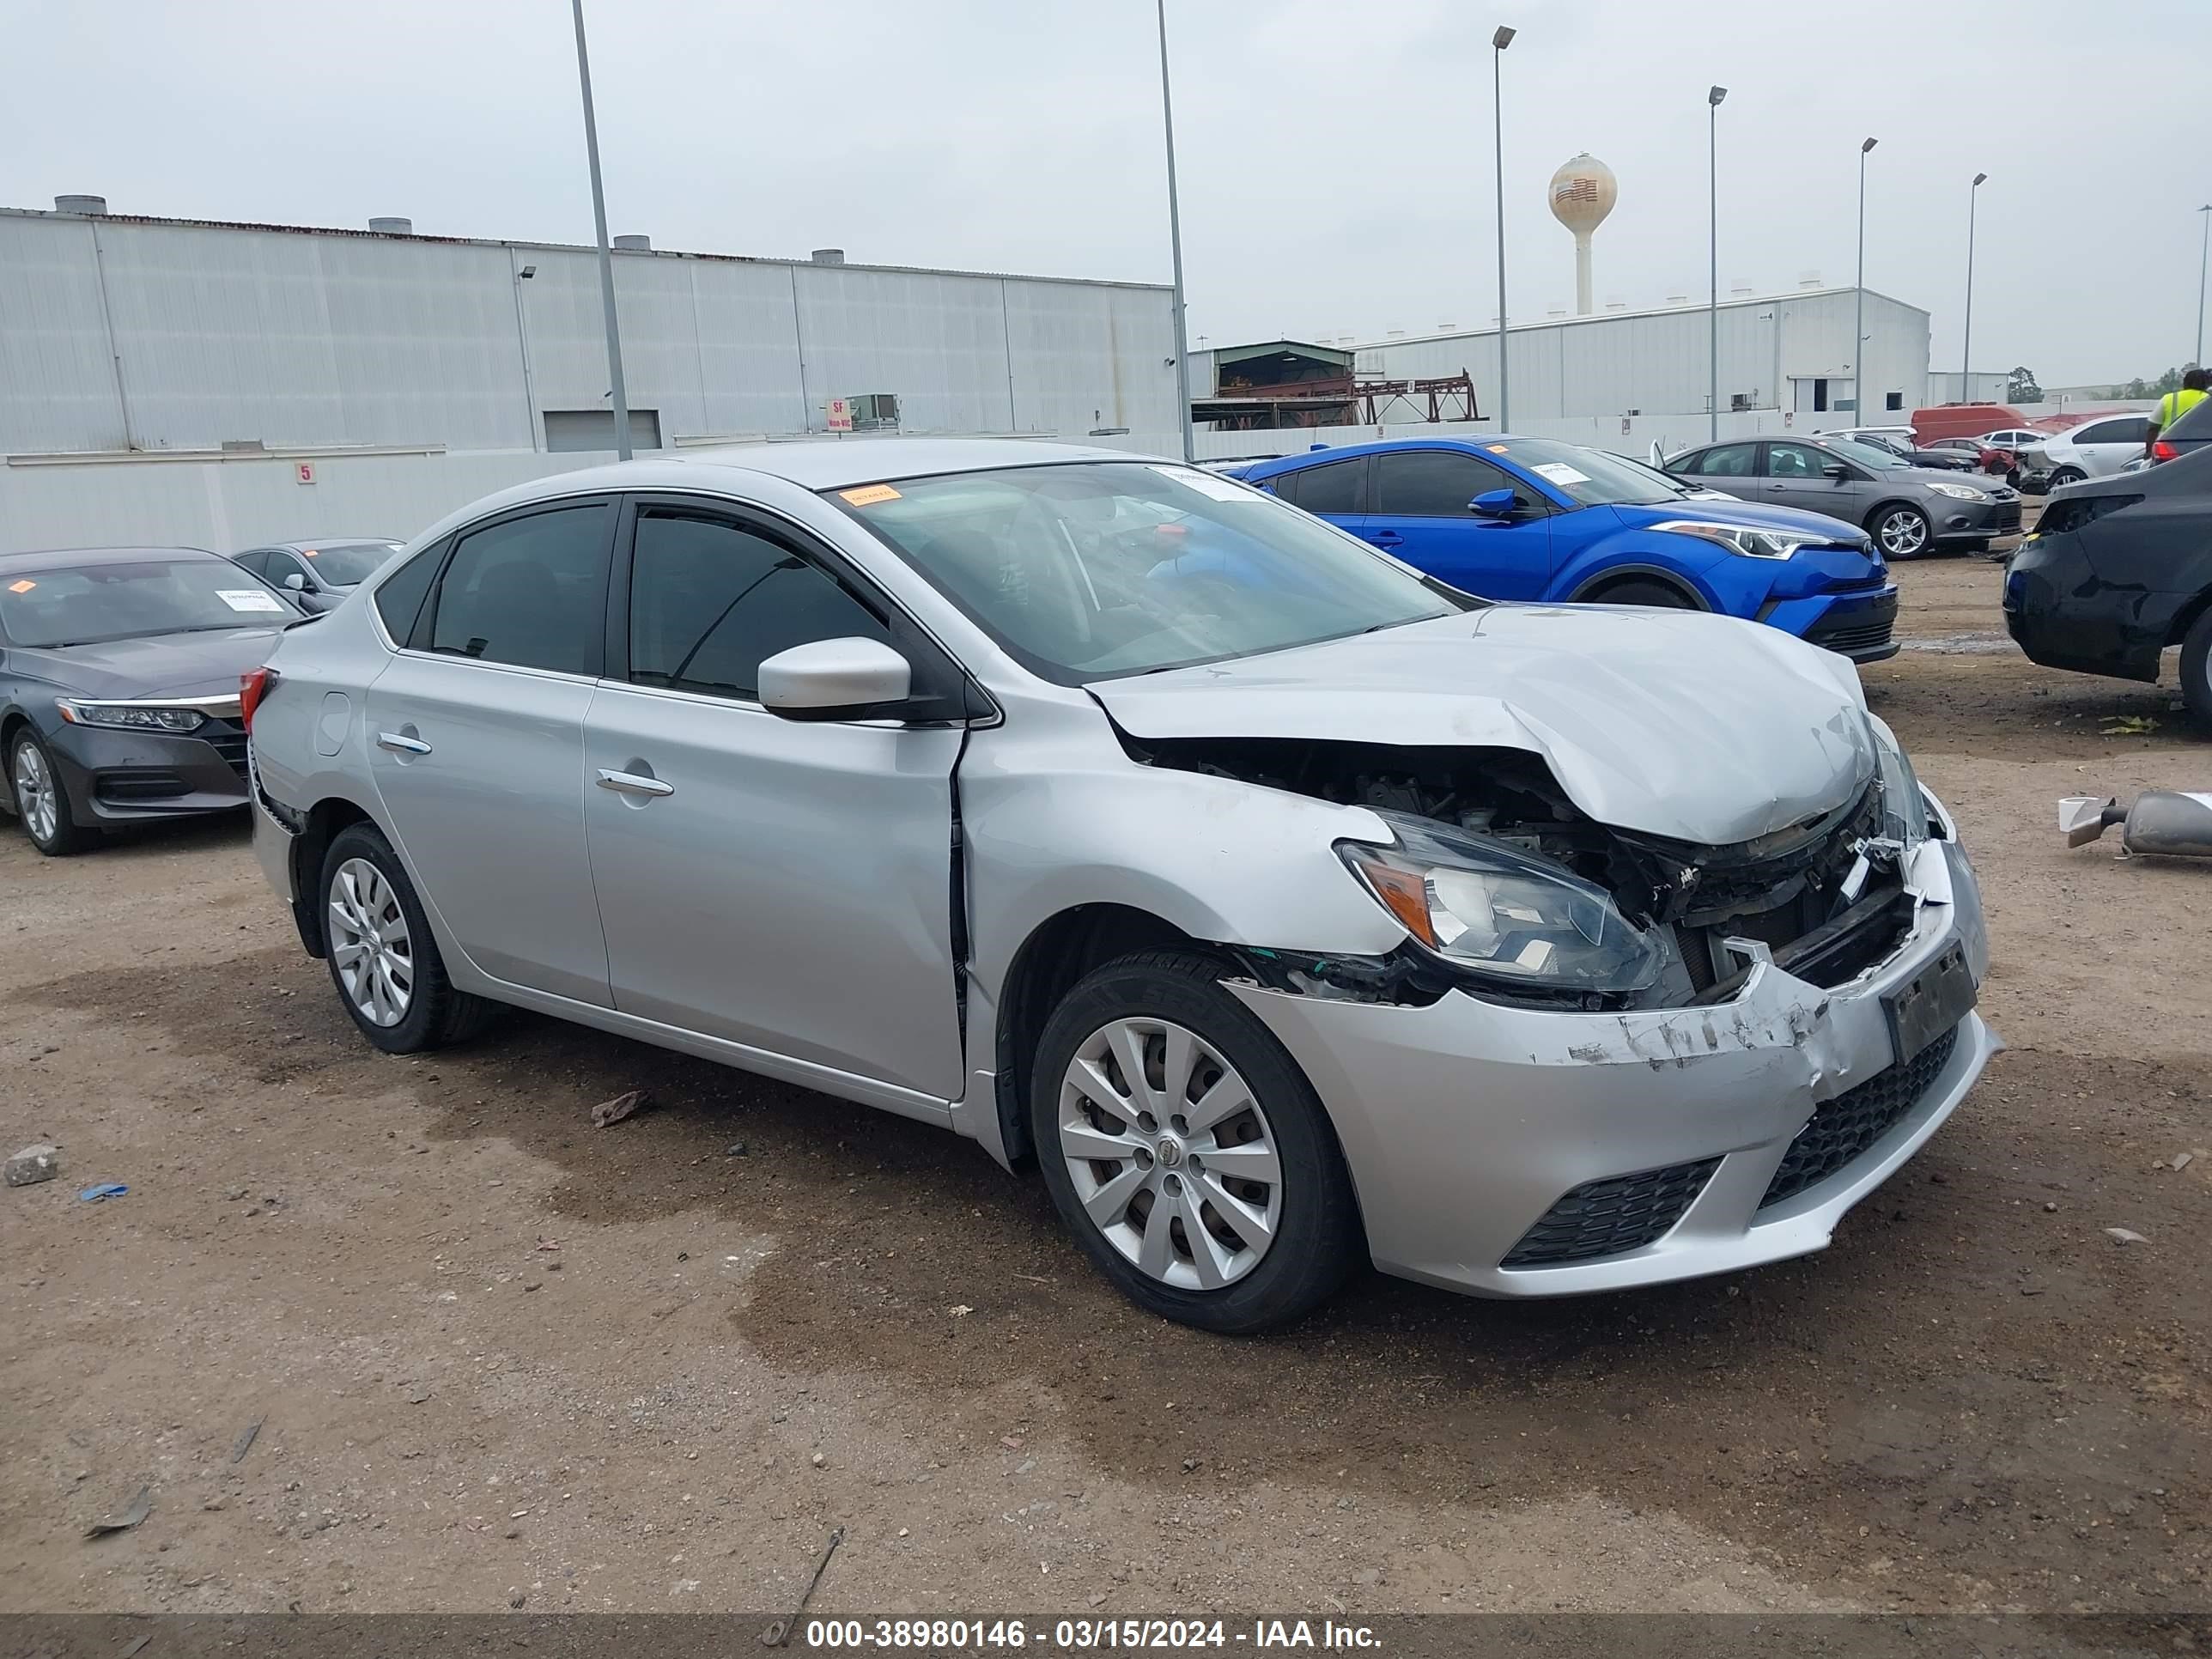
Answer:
[328,857,414,1026]
[1057,1018,1283,1291]
[1879,510,1928,556]
[13,742,57,844]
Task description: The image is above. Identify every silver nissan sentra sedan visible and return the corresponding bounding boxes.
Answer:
[245,439,1996,1332]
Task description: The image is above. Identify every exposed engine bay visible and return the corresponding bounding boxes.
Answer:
[1122,733,1921,1011]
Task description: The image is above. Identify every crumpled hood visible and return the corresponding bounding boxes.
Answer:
[1090,606,1878,847]
[12,626,285,700]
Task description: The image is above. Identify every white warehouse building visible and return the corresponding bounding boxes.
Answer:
[0,198,1178,548]
[1355,285,1931,423]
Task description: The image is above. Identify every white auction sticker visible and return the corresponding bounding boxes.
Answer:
[216,589,286,614]
[1149,465,1256,501]
[1530,461,1589,486]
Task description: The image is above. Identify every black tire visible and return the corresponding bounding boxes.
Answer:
[2181,605,2212,732]
[2048,466,2085,490]
[1868,501,1934,561]
[319,823,498,1054]
[1030,949,1362,1334]
[8,728,88,856]
[1584,579,1698,610]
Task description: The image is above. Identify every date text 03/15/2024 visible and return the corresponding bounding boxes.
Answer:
[804,1619,1380,1650]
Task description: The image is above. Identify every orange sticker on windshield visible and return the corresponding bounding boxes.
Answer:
[839,483,902,507]
[301,547,319,556]
[6,580,33,593]
[1486,444,1510,453]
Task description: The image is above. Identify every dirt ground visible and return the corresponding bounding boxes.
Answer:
[3,542,2209,1620]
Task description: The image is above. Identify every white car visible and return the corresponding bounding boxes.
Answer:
[2034,414,2153,488]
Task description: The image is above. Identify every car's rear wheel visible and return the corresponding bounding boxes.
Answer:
[1030,950,1361,1333]
[2181,606,2212,732]
[320,823,497,1054]
[2048,466,2085,489]
[9,730,87,856]
[1586,579,1698,610]
[1869,502,1933,559]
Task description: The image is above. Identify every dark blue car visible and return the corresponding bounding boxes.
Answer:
[1233,436,1899,663]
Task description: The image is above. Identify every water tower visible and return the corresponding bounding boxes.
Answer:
[1547,154,1618,317]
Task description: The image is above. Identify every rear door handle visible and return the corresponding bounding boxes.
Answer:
[375,731,431,755]
[595,768,674,799]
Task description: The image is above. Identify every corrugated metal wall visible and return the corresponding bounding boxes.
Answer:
[1353,289,1929,422]
[0,210,1178,458]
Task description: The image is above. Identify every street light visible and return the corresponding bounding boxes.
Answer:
[1155,0,1194,463]
[1960,173,1987,405]
[569,0,632,460]
[2197,204,2211,369]
[1708,86,1725,440]
[1855,137,1877,422]
[1492,26,1516,432]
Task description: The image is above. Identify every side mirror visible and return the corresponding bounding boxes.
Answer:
[283,571,307,591]
[757,637,913,722]
[1821,463,1850,480]
[1469,488,1520,518]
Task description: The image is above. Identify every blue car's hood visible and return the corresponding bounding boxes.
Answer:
[1613,498,1869,545]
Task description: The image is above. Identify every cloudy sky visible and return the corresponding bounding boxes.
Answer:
[4,0,2206,386]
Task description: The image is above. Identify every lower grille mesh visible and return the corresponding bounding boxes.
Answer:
[1759,1024,1961,1210]
[1502,1157,1722,1268]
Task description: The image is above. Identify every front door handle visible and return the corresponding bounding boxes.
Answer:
[376,731,432,755]
[1367,531,1403,547]
[596,768,674,799]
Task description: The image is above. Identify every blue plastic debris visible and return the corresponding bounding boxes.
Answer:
[78,1182,128,1203]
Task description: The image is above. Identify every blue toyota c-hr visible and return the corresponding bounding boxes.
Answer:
[1233,436,1899,662]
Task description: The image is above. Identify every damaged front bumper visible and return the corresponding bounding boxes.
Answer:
[1227,834,1996,1297]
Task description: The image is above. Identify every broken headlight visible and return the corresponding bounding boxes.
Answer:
[1869,714,1928,848]
[1339,811,1668,993]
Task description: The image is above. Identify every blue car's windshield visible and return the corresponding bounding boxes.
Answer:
[1490,439,1693,507]
[830,461,1463,684]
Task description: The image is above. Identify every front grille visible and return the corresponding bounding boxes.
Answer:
[1502,1157,1723,1268]
[1991,502,2022,533]
[1806,593,1898,658]
[202,718,249,779]
[1758,1024,1960,1210]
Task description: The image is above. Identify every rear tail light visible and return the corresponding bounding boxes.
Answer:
[2154,440,2178,462]
[240,666,276,731]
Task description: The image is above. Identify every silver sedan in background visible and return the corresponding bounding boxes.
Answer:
[245,441,1995,1331]
[1665,434,2022,557]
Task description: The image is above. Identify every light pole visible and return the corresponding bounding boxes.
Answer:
[1708,85,1725,440]
[569,0,632,460]
[2197,204,2211,368]
[1854,137,1876,421]
[1960,173,1986,404]
[1155,0,1194,462]
[1492,26,1515,432]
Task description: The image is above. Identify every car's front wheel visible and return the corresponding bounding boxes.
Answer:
[1030,950,1361,1333]
[1869,502,1934,560]
[2181,606,2212,731]
[320,823,497,1054]
[8,730,87,856]
[1586,578,1698,610]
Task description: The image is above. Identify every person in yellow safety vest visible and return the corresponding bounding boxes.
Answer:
[2147,367,2210,458]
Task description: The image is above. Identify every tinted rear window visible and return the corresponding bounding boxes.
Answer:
[1276,457,1364,515]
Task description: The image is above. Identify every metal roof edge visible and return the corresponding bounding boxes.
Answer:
[0,205,1170,293]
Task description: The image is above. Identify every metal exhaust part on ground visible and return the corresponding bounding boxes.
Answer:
[2059,792,2212,857]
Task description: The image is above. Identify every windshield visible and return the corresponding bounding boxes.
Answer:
[300,541,404,586]
[828,461,1462,684]
[1816,435,1908,471]
[1491,438,1691,506]
[0,559,295,647]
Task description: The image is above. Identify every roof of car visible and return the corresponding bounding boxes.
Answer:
[252,538,404,552]
[549,437,1157,497]
[0,544,218,574]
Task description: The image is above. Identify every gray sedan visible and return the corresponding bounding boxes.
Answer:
[1,545,300,854]
[245,441,1995,1331]
[231,538,406,613]
[1666,434,2022,558]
